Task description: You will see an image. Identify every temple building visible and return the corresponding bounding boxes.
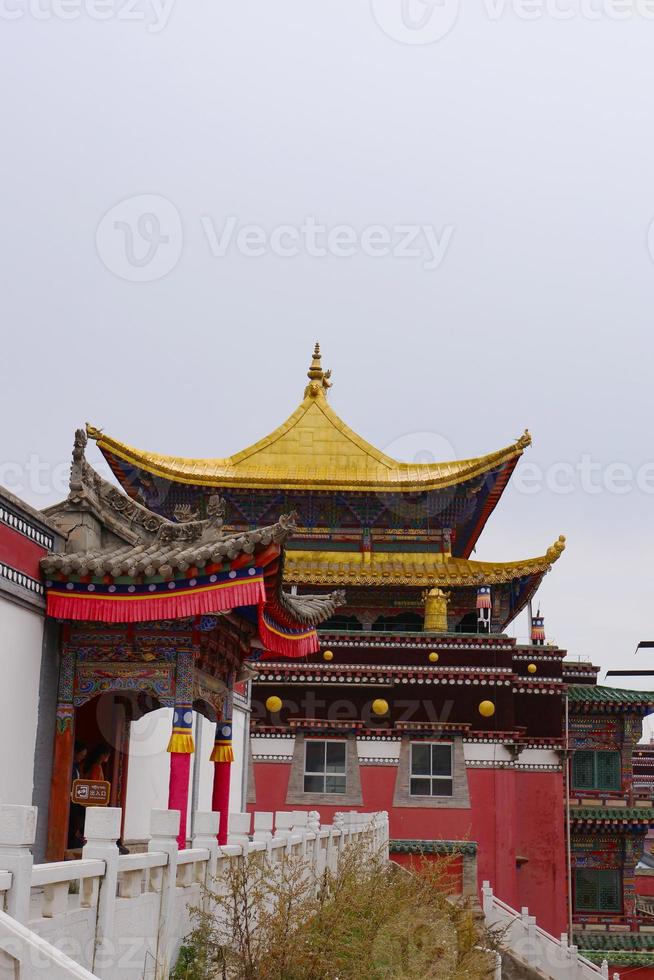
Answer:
[19,428,342,860]
[2,344,654,974]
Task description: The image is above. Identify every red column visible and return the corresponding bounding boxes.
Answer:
[168,752,192,848]
[46,704,75,861]
[211,720,234,845]
[212,761,232,845]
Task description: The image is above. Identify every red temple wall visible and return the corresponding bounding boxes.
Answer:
[0,521,47,577]
[636,875,654,897]
[612,969,654,980]
[514,771,567,935]
[391,851,464,895]
[250,761,567,935]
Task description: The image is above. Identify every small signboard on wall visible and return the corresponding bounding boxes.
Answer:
[71,779,110,807]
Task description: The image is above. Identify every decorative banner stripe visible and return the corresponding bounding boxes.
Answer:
[258,606,319,659]
[46,575,265,623]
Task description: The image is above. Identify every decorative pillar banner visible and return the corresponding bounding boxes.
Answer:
[168,650,196,849]
[212,671,234,845]
[167,651,195,754]
[531,612,546,645]
[476,586,491,633]
[210,721,234,763]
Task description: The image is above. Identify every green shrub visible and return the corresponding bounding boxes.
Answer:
[172,838,494,980]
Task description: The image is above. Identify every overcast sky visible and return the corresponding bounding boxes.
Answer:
[1,0,653,682]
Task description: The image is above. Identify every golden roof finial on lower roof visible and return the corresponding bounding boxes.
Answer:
[304,342,333,398]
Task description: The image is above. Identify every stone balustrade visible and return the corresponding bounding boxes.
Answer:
[0,803,389,980]
[482,881,620,980]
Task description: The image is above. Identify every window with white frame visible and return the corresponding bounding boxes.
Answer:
[410,742,453,796]
[303,740,347,794]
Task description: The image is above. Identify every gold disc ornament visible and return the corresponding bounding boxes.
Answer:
[527,663,537,674]
[428,652,439,663]
[323,650,334,661]
[266,695,283,713]
[478,700,495,718]
[372,698,390,716]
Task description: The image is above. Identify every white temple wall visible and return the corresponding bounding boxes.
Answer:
[124,707,172,841]
[229,705,247,813]
[124,704,249,842]
[0,596,44,805]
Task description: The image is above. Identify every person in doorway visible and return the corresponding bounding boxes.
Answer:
[84,743,111,781]
[67,740,87,850]
[85,743,129,854]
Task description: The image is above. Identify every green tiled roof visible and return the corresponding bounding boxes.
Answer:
[582,951,654,967]
[570,807,654,822]
[389,839,477,856]
[577,933,654,950]
[567,684,654,705]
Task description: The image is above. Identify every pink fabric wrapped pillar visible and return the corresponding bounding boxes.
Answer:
[168,752,192,848]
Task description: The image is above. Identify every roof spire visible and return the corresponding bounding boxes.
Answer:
[304,342,333,398]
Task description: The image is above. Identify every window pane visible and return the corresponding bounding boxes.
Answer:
[410,777,431,796]
[574,870,622,913]
[305,741,325,774]
[411,744,431,776]
[598,871,621,912]
[304,774,324,793]
[597,752,621,791]
[431,778,453,797]
[431,745,452,777]
[575,870,598,911]
[326,742,346,773]
[325,775,346,794]
[572,752,594,789]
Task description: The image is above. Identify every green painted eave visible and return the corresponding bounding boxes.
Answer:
[570,806,654,822]
[389,839,478,856]
[582,950,654,967]
[577,932,654,951]
[567,684,654,706]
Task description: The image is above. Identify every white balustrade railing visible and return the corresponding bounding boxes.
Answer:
[482,881,619,980]
[0,803,389,980]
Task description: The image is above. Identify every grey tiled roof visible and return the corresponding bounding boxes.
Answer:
[40,428,344,628]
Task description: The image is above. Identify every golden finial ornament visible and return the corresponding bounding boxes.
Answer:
[304,342,333,398]
[85,423,103,441]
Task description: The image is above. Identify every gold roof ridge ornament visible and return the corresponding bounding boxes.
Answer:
[304,342,333,399]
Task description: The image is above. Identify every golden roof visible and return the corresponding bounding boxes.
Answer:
[283,536,566,587]
[87,344,531,493]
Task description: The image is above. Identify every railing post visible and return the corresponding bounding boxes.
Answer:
[82,806,121,977]
[253,812,273,843]
[0,804,36,924]
[600,959,609,979]
[481,880,494,916]
[148,808,180,975]
[192,811,220,887]
[227,812,251,850]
